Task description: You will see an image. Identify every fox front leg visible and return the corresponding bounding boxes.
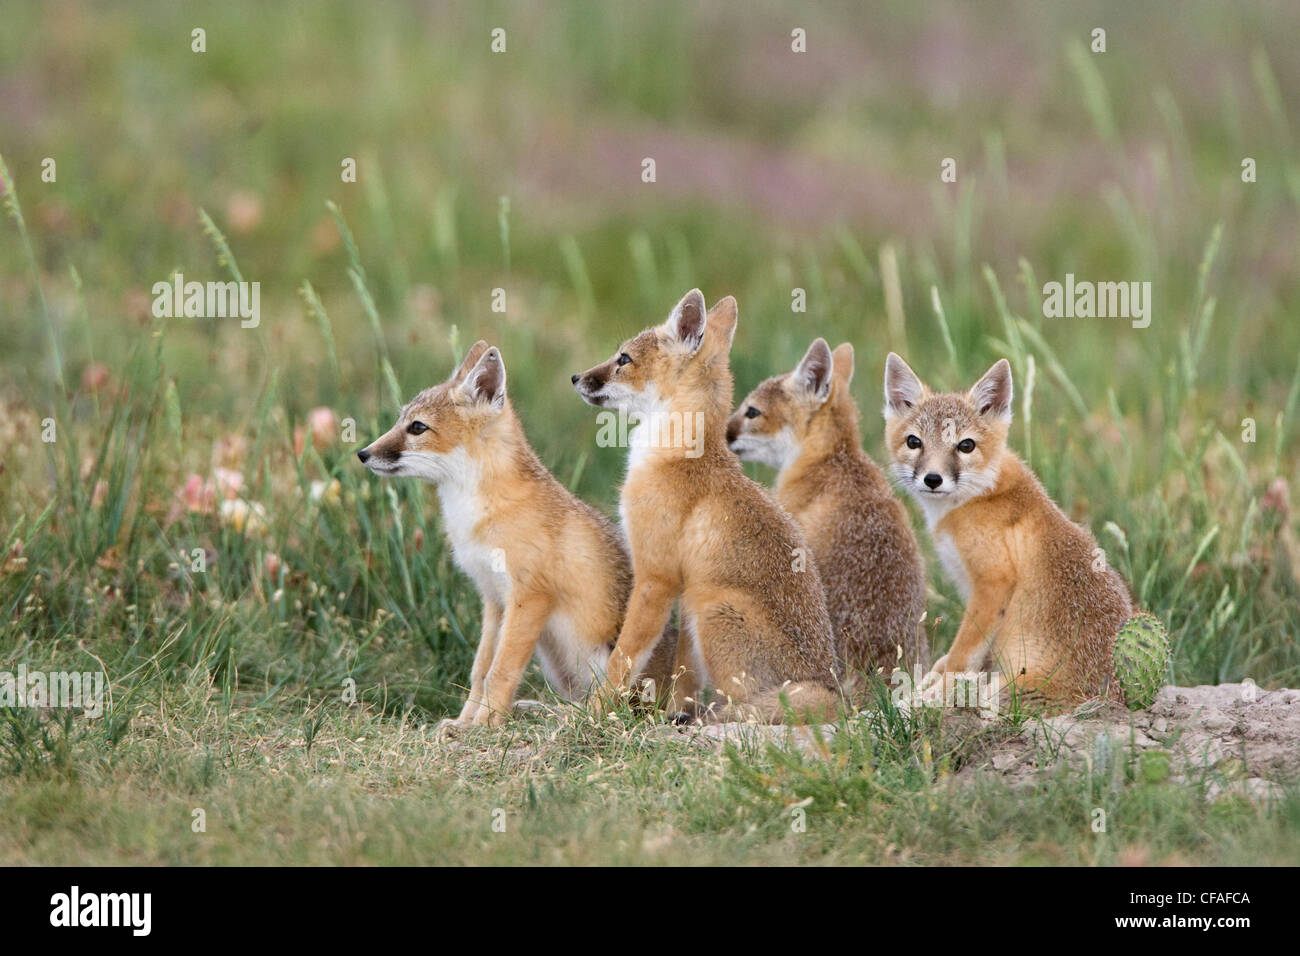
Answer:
[449,601,502,726]
[921,590,1006,700]
[473,593,552,727]
[593,575,676,715]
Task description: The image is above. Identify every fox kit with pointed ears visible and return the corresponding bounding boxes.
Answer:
[573,290,842,724]
[358,341,676,728]
[727,338,928,688]
[883,353,1133,708]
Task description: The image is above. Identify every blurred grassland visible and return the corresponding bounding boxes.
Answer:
[0,0,1299,864]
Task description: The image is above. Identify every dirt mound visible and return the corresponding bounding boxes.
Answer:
[986,683,1300,797]
[664,683,1300,799]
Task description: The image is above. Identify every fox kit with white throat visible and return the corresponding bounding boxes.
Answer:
[358,341,675,728]
[883,353,1133,709]
[727,338,928,688]
[572,290,842,724]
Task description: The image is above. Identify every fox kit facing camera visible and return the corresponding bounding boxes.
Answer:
[883,353,1132,708]
[727,338,928,686]
[358,341,675,728]
[572,290,841,724]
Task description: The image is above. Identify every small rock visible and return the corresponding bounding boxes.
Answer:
[1199,712,1237,734]
[991,753,1020,772]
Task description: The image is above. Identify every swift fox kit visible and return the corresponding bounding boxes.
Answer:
[358,341,675,727]
[883,353,1133,708]
[727,338,928,685]
[572,290,841,724]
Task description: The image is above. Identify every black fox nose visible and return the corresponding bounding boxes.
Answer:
[571,373,580,384]
[357,448,371,463]
[923,472,943,489]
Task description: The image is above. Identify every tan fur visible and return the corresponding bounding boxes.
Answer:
[882,353,1132,710]
[573,290,842,724]
[727,339,928,691]
[359,341,678,728]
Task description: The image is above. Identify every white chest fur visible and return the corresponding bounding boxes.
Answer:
[619,417,659,532]
[434,450,510,604]
[932,528,972,603]
[624,394,674,477]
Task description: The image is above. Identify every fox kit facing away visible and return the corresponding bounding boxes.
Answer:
[358,341,675,728]
[572,290,841,724]
[727,338,928,687]
[883,353,1133,708]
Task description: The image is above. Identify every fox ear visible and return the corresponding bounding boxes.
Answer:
[831,342,855,384]
[883,352,924,419]
[460,346,507,410]
[794,338,833,404]
[705,295,738,350]
[969,358,1013,421]
[665,288,707,353]
[450,340,489,384]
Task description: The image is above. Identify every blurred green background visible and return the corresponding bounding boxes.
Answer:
[3,1,1296,436]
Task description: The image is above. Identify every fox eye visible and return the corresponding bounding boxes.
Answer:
[957,438,976,453]
[906,435,922,450]
[407,421,430,435]
[745,406,761,419]
[616,353,632,367]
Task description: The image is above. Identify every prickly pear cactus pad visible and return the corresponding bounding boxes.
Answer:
[1113,612,1171,710]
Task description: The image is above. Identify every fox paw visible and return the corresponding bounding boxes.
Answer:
[471,705,506,728]
[926,654,950,679]
[434,717,469,740]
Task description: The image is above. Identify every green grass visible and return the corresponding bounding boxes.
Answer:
[1,0,1299,864]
